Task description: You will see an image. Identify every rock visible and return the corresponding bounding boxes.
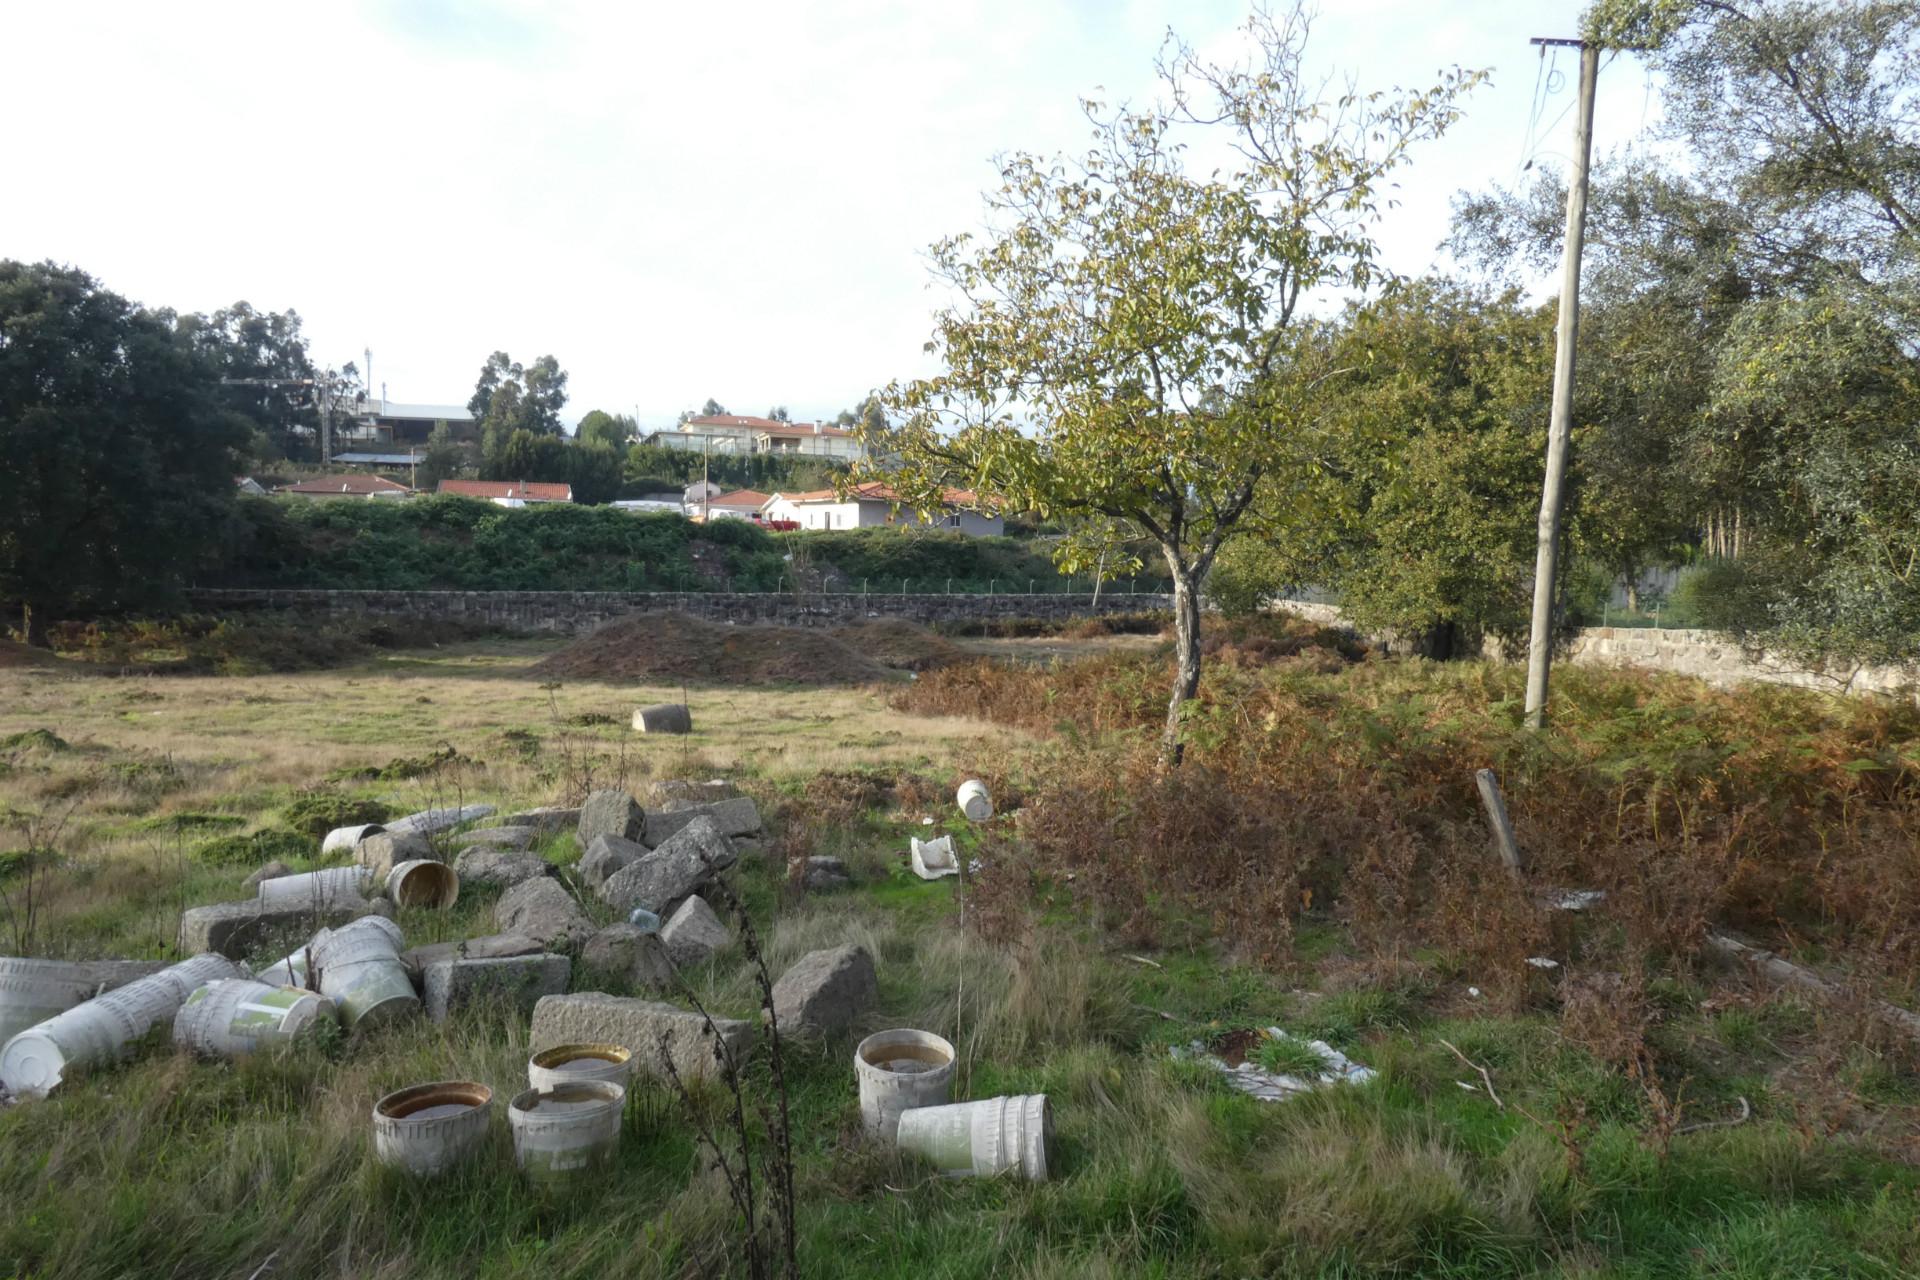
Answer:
[453,847,552,891]
[177,899,359,960]
[643,796,761,845]
[580,923,676,989]
[632,703,693,734]
[451,826,536,852]
[423,953,571,1022]
[354,829,435,880]
[770,944,877,1038]
[730,837,765,862]
[385,804,495,837]
[402,932,544,981]
[599,817,735,914]
[530,993,753,1081]
[578,833,646,890]
[500,806,581,833]
[660,895,731,968]
[576,789,644,848]
[494,877,594,949]
[794,856,853,893]
[649,779,739,807]
[241,860,295,892]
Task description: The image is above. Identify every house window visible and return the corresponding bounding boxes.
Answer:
[945,513,961,528]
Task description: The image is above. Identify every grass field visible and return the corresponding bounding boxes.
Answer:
[1,633,1917,1278]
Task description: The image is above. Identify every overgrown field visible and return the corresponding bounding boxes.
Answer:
[1,630,1917,1278]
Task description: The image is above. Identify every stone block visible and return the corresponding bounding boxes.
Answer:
[794,855,853,893]
[648,779,739,807]
[530,992,753,1081]
[576,789,644,848]
[354,829,435,880]
[177,899,359,960]
[424,953,571,1022]
[494,877,595,949]
[643,796,761,845]
[402,932,544,981]
[578,833,646,890]
[770,944,877,1038]
[580,923,676,989]
[452,826,536,851]
[599,817,733,915]
[500,806,581,833]
[660,895,731,968]
[453,847,552,891]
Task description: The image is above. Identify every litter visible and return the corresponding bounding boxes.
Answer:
[910,836,959,880]
[1526,956,1560,970]
[1170,1028,1376,1102]
[956,780,993,822]
[1550,890,1606,912]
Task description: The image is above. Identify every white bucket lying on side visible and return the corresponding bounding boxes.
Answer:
[508,1080,625,1182]
[311,917,418,1031]
[321,823,384,856]
[896,1094,1051,1181]
[0,954,247,1099]
[956,780,994,822]
[373,1080,493,1176]
[384,859,459,909]
[0,959,165,1044]
[254,948,311,989]
[172,979,332,1058]
[910,836,959,881]
[258,866,371,910]
[854,1028,955,1142]
[528,1042,634,1092]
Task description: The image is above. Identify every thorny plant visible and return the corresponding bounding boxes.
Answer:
[656,879,797,1280]
[0,785,93,955]
[540,682,635,803]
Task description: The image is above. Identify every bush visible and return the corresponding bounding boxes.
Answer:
[192,828,311,866]
[280,789,390,838]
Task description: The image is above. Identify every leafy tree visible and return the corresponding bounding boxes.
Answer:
[575,409,637,448]
[415,421,465,491]
[173,301,317,462]
[0,261,248,634]
[470,351,568,463]
[766,405,790,422]
[865,6,1481,759]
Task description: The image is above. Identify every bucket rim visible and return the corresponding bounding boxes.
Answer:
[508,1079,626,1116]
[855,1027,956,1072]
[530,1042,633,1070]
[374,1079,493,1122]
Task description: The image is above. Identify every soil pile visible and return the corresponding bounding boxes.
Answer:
[832,620,967,671]
[530,612,890,685]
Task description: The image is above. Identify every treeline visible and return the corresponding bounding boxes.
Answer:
[207,498,1072,594]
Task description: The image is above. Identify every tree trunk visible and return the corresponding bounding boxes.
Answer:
[1162,568,1203,766]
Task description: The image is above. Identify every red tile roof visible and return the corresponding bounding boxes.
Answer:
[774,482,984,506]
[278,474,412,496]
[437,479,573,502]
[707,489,771,508]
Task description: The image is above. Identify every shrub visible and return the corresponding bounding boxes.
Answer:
[280,789,391,838]
[192,828,311,866]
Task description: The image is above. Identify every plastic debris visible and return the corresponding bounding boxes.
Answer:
[1170,1028,1376,1103]
[910,836,959,881]
[1550,890,1606,912]
[1526,956,1561,970]
[626,906,662,933]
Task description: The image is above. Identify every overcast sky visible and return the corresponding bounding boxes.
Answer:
[6,1,1660,430]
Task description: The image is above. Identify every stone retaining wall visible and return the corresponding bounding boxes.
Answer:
[188,588,1174,634]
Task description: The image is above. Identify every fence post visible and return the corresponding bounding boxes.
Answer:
[946,577,952,594]
[989,578,996,595]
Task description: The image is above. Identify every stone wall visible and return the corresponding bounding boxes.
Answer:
[188,587,1174,634]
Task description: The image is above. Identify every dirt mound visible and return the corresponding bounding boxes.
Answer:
[0,640,71,671]
[530,612,890,685]
[832,620,967,671]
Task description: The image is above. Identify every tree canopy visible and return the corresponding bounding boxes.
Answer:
[470,351,568,465]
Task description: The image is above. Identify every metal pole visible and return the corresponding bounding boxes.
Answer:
[1523,40,1599,731]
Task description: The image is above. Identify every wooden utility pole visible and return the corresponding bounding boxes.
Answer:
[1523,38,1601,731]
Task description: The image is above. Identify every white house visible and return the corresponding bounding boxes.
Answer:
[760,483,1003,535]
[643,415,865,462]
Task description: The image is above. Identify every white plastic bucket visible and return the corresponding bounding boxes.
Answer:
[254,948,310,988]
[373,1080,493,1176]
[0,959,159,1044]
[895,1094,1051,1181]
[311,918,418,1030]
[527,1042,634,1092]
[258,866,370,910]
[508,1080,625,1182]
[956,780,994,822]
[320,823,384,855]
[172,979,332,1058]
[854,1028,955,1142]
[0,954,246,1098]
[385,860,459,910]
[910,836,959,880]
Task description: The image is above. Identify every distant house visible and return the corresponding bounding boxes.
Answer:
[761,483,1002,535]
[277,474,412,500]
[437,479,573,507]
[609,494,685,515]
[694,489,772,522]
[642,415,865,462]
[235,477,267,496]
[337,397,477,451]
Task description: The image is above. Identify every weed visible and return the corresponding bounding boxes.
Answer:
[1251,1033,1331,1076]
[280,788,391,838]
[190,828,310,867]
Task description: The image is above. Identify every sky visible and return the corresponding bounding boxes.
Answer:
[4,1,1663,431]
